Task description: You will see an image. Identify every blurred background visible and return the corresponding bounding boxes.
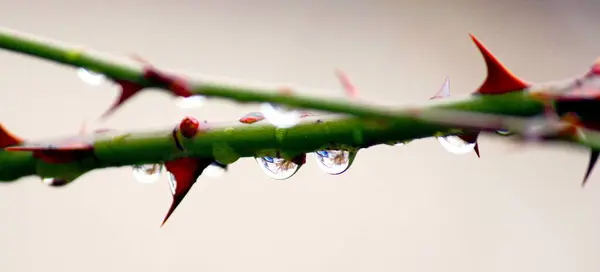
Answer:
[1,0,600,271]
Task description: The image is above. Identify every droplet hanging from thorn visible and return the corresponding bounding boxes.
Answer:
[77,68,105,86]
[175,95,206,109]
[132,164,163,184]
[437,136,475,155]
[314,150,354,175]
[260,103,301,128]
[255,156,301,180]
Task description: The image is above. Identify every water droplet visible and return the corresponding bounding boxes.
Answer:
[314,150,354,175]
[204,163,227,178]
[132,164,163,184]
[176,95,206,109]
[167,172,177,195]
[496,129,511,136]
[41,177,71,187]
[260,103,301,128]
[255,156,301,180]
[437,136,475,154]
[77,68,105,86]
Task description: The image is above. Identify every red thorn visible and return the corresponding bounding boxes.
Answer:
[469,34,529,95]
[101,80,145,119]
[335,69,359,98]
[179,117,200,138]
[161,157,212,227]
[583,150,599,187]
[588,58,600,76]
[0,124,23,148]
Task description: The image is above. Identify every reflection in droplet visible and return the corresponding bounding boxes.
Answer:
[132,164,163,184]
[437,136,475,155]
[77,68,105,86]
[260,103,301,128]
[176,95,206,109]
[255,156,301,180]
[314,150,354,175]
[167,172,177,195]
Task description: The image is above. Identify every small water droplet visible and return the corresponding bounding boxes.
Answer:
[255,156,301,180]
[176,95,206,109]
[167,172,177,195]
[41,177,71,187]
[437,136,475,154]
[77,68,105,86]
[204,163,227,178]
[496,129,511,136]
[132,164,163,184]
[260,103,301,128]
[314,150,354,175]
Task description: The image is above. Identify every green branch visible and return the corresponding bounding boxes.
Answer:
[0,27,426,121]
[0,26,593,187]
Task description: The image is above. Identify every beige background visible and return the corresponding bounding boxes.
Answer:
[1,0,600,271]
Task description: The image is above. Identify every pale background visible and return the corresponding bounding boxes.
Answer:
[0,0,600,271]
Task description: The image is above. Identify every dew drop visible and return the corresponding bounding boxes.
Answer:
[77,68,105,86]
[176,95,206,109]
[496,129,512,136]
[132,164,163,184]
[204,162,227,178]
[260,103,301,128]
[314,150,354,175]
[255,156,301,180]
[41,177,71,187]
[437,136,475,154]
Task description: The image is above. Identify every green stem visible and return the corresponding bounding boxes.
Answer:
[0,27,416,121]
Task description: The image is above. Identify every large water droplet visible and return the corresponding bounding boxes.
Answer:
[314,150,354,175]
[132,164,163,184]
[260,103,301,128]
[255,156,301,180]
[175,95,206,109]
[437,136,475,154]
[77,68,105,86]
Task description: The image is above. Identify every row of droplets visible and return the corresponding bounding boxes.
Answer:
[78,68,484,183]
[131,137,477,184]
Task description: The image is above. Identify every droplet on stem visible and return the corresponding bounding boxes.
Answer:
[175,95,206,109]
[255,156,301,180]
[314,150,354,175]
[260,103,301,128]
[437,136,475,154]
[132,164,163,184]
[77,68,105,86]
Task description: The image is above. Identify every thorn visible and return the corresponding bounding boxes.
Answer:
[100,56,195,120]
[0,124,23,148]
[100,80,145,120]
[335,69,359,98]
[583,150,599,187]
[161,157,212,227]
[431,77,450,99]
[469,33,529,95]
